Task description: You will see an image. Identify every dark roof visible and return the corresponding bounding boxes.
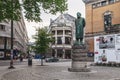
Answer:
[82,0,98,4]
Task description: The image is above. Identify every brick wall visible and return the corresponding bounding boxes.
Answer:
[85,1,120,52]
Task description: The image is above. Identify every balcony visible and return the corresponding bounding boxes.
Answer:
[105,24,120,33]
[85,24,120,37]
[51,26,72,31]
[51,44,72,49]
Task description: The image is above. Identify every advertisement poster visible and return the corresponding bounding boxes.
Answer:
[94,34,119,63]
[115,34,120,62]
[116,34,120,44]
[99,35,115,49]
[0,51,4,58]
[115,34,120,52]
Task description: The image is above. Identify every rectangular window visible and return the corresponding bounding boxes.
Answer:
[92,4,96,8]
[57,30,63,35]
[52,31,55,35]
[57,49,63,58]
[0,25,5,31]
[65,30,71,35]
[65,37,71,44]
[57,37,62,44]
[101,1,107,6]
[109,0,114,4]
[96,2,101,7]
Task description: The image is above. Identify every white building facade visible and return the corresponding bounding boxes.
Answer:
[48,14,75,59]
[0,15,28,59]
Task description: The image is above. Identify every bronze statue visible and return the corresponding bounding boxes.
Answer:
[75,12,86,44]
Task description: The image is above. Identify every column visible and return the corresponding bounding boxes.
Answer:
[55,30,57,57]
[62,29,65,58]
[55,30,57,44]
[62,49,65,59]
[55,49,57,57]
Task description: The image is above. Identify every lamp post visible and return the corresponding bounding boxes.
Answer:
[8,20,15,69]
[8,0,15,69]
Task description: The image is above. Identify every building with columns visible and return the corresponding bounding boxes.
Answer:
[48,13,75,59]
[83,0,120,52]
[0,14,28,59]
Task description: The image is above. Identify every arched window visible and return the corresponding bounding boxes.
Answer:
[103,11,112,31]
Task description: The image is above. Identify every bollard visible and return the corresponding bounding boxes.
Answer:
[28,57,32,66]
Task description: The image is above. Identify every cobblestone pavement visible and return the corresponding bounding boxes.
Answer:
[1,61,120,80]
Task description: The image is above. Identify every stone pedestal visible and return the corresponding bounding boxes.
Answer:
[68,44,91,72]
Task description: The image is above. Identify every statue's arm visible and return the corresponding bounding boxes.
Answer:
[83,18,86,27]
[75,19,77,27]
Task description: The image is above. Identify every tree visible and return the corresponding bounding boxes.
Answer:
[0,0,67,68]
[0,0,68,22]
[33,27,53,66]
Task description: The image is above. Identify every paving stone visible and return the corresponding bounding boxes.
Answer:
[1,61,120,80]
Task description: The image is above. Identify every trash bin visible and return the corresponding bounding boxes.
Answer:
[28,58,32,66]
[20,58,23,62]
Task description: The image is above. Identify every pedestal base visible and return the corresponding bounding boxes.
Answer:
[69,43,91,72]
[68,67,91,72]
[69,61,91,72]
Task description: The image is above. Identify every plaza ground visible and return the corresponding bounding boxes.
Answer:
[0,59,120,80]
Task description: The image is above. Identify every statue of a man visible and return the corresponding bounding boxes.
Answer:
[75,12,86,44]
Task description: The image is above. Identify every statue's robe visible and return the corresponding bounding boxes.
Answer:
[75,18,85,39]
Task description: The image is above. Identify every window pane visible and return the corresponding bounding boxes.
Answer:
[0,25,5,31]
[109,0,114,4]
[101,1,107,6]
[92,4,96,8]
[96,2,101,7]
[57,37,62,44]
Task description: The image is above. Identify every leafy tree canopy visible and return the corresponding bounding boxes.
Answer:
[33,27,53,55]
[0,0,68,22]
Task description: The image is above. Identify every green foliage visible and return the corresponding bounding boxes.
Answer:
[0,0,21,21]
[33,27,53,55]
[0,0,68,22]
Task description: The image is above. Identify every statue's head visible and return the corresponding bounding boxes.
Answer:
[77,12,81,19]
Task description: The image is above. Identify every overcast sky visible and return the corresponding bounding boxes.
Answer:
[25,0,85,42]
